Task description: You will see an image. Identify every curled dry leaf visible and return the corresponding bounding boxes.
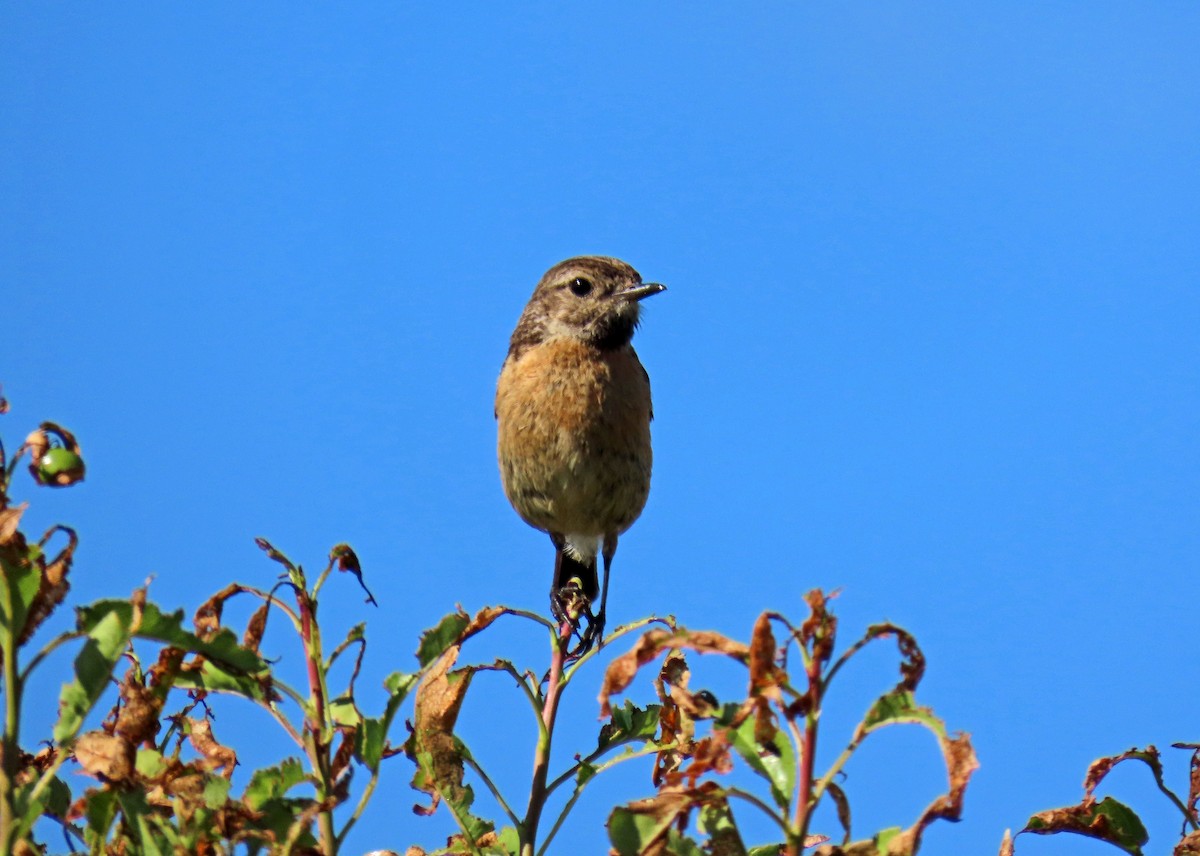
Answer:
[23,430,49,466]
[0,502,27,546]
[608,783,724,856]
[331,726,357,782]
[998,829,1014,856]
[407,642,475,815]
[74,730,136,783]
[1084,747,1162,802]
[19,525,78,645]
[669,733,734,789]
[1176,830,1200,856]
[860,623,928,692]
[188,716,237,777]
[194,583,241,640]
[1176,742,1200,819]
[653,652,690,788]
[243,601,270,653]
[599,628,750,717]
[331,542,378,605]
[1024,796,1148,854]
[827,780,853,845]
[800,589,838,666]
[114,671,163,746]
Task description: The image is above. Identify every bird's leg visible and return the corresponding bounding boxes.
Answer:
[578,535,617,652]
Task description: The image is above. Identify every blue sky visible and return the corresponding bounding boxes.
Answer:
[2,4,1198,854]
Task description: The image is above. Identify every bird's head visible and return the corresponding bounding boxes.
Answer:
[514,256,666,353]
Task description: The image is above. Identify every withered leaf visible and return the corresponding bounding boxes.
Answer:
[407,642,475,816]
[998,829,1014,856]
[1024,796,1148,854]
[800,589,838,665]
[188,717,237,778]
[1084,746,1166,805]
[194,583,241,640]
[114,672,163,746]
[599,628,750,717]
[16,524,77,644]
[1175,830,1200,856]
[74,730,135,783]
[0,502,27,545]
[608,785,723,856]
[243,602,270,653]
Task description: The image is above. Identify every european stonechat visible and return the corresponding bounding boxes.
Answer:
[496,256,664,650]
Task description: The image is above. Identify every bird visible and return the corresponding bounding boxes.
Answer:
[496,256,664,651]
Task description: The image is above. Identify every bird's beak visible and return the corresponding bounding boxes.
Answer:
[619,282,667,302]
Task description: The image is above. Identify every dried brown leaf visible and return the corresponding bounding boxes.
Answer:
[74,730,135,782]
[331,726,356,781]
[463,604,507,638]
[407,643,475,815]
[599,628,749,717]
[0,502,27,545]
[998,829,1014,856]
[193,583,241,640]
[611,785,718,856]
[800,589,838,665]
[115,671,162,746]
[828,780,852,845]
[23,431,49,466]
[1176,830,1200,856]
[1178,742,1200,819]
[242,601,270,653]
[1085,747,1161,803]
[188,717,236,777]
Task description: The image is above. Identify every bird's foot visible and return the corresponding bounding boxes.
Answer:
[551,578,603,658]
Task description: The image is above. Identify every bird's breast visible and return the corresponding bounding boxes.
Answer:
[496,338,653,536]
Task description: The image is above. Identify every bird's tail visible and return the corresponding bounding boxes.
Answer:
[553,547,599,602]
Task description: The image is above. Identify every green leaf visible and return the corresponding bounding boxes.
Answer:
[1024,796,1148,855]
[577,760,598,787]
[697,800,747,855]
[609,805,676,856]
[203,775,231,810]
[76,599,265,673]
[665,829,708,856]
[55,605,134,742]
[171,657,271,701]
[598,700,661,752]
[726,715,795,810]
[244,757,306,811]
[0,547,41,641]
[45,776,72,818]
[136,748,168,778]
[82,787,119,844]
[484,826,521,855]
[875,827,904,852]
[329,694,362,728]
[416,611,470,667]
[117,789,169,856]
[358,671,418,769]
[861,690,945,736]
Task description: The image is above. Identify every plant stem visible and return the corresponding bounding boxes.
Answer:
[791,658,823,856]
[521,622,570,856]
[0,556,22,853]
[298,588,337,855]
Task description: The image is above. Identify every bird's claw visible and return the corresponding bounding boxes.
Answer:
[551,578,605,657]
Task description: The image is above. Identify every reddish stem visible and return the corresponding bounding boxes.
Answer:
[791,660,822,855]
[522,620,571,856]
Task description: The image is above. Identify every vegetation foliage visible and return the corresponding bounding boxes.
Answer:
[0,392,1194,855]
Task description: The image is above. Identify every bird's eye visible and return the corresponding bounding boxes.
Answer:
[569,277,593,296]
